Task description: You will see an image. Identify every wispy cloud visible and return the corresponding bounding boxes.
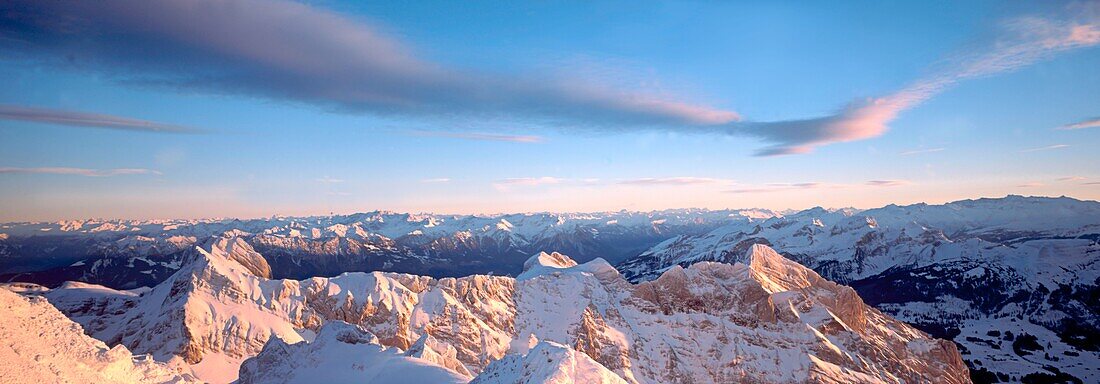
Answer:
[1017,182,1045,188]
[724,182,830,194]
[421,178,452,183]
[492,177,567,192]
[409,131,544,143]
[725,179,911,193]
[0,104,200,133]
[1020,144,1070,152]
[1085,181,1100,185]
[0,167,161,177]
[899,148,946,156]
[865,180,912,187]
[1057,176,1087,182]
[1057,117,1100,130]
[733,9,1100,156]
[316,176,345,183]
[0,0,736,129]
[618,177,733,186]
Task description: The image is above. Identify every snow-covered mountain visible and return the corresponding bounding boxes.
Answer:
[0,209,758,289]
[0,286,198,383]
[16,237,967,383]
[617,195,1100,383]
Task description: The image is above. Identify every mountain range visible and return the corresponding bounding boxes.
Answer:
[0,195,1096,383]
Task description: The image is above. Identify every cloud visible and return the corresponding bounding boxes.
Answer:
[865,180,912,187]
[1085,181,1100,185]
[492,177,567,192]
[1017,182,1045,188]
[724,182,829,194]
[1057,176,1086,182]
[899,148,946,156]
[0,167,161,176]
[618,177,732,186]
[733,10,1100,156]
[1020,144,1069,152]
[409,131,544,143]
[0,0,736,129]
[1057,117,1100,130]
[316,176,344,183]
[421,178,451,183]
[0,104,200,133]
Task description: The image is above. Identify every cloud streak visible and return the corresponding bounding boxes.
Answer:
[899,148,946,156]
[1058,117,1100,130]
[0,0,736,130]
[316,177,344,183]
[733,10,1100,156]
[421,178,451,183]
[0,167,161,177]
[618,177,732,186]
[865,180,912,187]
[0,104,200,133]
[1020,144,1069,152]
[409,131,544,143]
[724,182,830,194]
[492,177,566,192]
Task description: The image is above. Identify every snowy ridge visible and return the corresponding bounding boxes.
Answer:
[35,240,967,383]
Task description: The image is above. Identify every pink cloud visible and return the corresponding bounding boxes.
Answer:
[738,11,1100,156]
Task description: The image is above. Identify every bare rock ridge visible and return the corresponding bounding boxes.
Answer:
[33,237,969,383]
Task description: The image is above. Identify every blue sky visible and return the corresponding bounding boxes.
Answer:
[0,0,1098,221]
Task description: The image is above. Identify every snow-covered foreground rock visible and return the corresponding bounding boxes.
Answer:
[619,195,1100,383]
[31,236,968,383]
[0,287,198,383]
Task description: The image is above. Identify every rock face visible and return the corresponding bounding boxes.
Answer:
[618,195,1100,383]
[38,238,969,383]
[0,287,198,384]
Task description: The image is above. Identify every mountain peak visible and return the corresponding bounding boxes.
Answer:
[195,235,271,278]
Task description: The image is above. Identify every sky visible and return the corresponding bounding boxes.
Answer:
[0,0,1098,221]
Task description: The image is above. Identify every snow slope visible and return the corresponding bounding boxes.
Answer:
[237,321,469,384]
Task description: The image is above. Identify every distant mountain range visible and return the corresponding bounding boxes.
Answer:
[0,209,761,288]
